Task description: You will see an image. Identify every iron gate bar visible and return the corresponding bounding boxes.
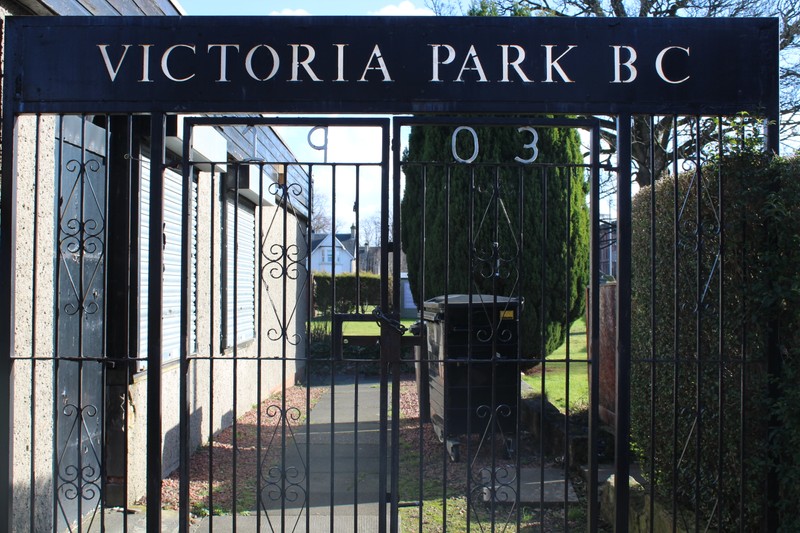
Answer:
[146,112,166,532]
[614,113,632,532]
[53,119,63,533]
[716,117,725,533]
[179,116,192,533]
[102,114,112,533]
[648,114,657,533]
[588,121,602,533]
[330,157,339,533]
[671,115,681,531]
[694,118,702,533]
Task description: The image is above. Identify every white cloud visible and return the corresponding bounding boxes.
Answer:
[269,8,311,16]
[370,1,434,16]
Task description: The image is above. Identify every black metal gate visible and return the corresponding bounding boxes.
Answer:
[0,14,783,533]
[391,116,605,532]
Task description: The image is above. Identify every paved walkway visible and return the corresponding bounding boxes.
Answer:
[193,375,386,532]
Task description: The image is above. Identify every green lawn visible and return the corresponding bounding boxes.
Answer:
[522,317,589,413]
[309,316,417,336]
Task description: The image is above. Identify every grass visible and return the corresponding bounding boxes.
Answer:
[309,315,418,336]
[522,318,589,413]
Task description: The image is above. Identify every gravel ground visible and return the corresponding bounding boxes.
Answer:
[157,384,326,516]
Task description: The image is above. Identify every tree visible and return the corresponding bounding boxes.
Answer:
[402,3,588,358]
[429,0,799,187]
[362,211,393,247]
[311,186,332,233]
[401,123,589,358]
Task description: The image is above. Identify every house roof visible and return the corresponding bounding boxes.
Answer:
[310,233,354,260]
[312,226,359,256]
[15,0,183,16]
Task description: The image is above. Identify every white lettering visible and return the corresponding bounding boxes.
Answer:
[543,44,577,83]
[610,45,637,83]
[139,44,153,82]
[358,45,393,82]
[656,46,690,84]
[98,44,131,82]
[335,44,348,82]
[161,44,196,82]
[245,45,280,81]
[456,45,488,82]
[208,44,239,82]
[290,44,322,82]
[499,44,532,82]
[430,44,456,82]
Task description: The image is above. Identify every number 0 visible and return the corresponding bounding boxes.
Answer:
[452,126,479,164]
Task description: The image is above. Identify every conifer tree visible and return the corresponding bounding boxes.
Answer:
[401,122,588,357]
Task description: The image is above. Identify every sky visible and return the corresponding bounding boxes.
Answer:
[178,0,439,17]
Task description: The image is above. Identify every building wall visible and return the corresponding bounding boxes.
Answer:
[124,175,308,505]
[9,113,58,532]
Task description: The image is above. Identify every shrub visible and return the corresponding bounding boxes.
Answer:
[312,271,387,315]
[630,149,800,530]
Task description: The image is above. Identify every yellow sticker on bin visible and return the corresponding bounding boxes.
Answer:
[499,310,514,320]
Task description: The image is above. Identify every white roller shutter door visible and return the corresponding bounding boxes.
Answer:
[140,157,197,367]
[224,196,256,347]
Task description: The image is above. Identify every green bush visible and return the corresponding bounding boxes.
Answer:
[630,149,800,530]
[313,271,386,315]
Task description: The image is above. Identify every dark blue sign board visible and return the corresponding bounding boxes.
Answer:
[4,16,779,115]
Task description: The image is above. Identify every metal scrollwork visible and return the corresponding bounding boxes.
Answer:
[259,405,308,528]
[56,403,102,511]
[58,156,106,320]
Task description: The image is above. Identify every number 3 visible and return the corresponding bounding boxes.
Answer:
[514,126,539,164]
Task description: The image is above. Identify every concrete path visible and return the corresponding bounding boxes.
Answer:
[194,375,386,532]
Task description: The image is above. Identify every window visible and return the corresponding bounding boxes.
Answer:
[139,158,198,366]
[324,247,334,264]
[223,195,256,348]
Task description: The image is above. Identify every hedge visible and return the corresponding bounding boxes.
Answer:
[630,150,800,530]
[312,271,387,314]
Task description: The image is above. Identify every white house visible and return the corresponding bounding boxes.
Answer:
[310,227,357,274]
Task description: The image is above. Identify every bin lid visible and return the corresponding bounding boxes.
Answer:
[422,294,520,315]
